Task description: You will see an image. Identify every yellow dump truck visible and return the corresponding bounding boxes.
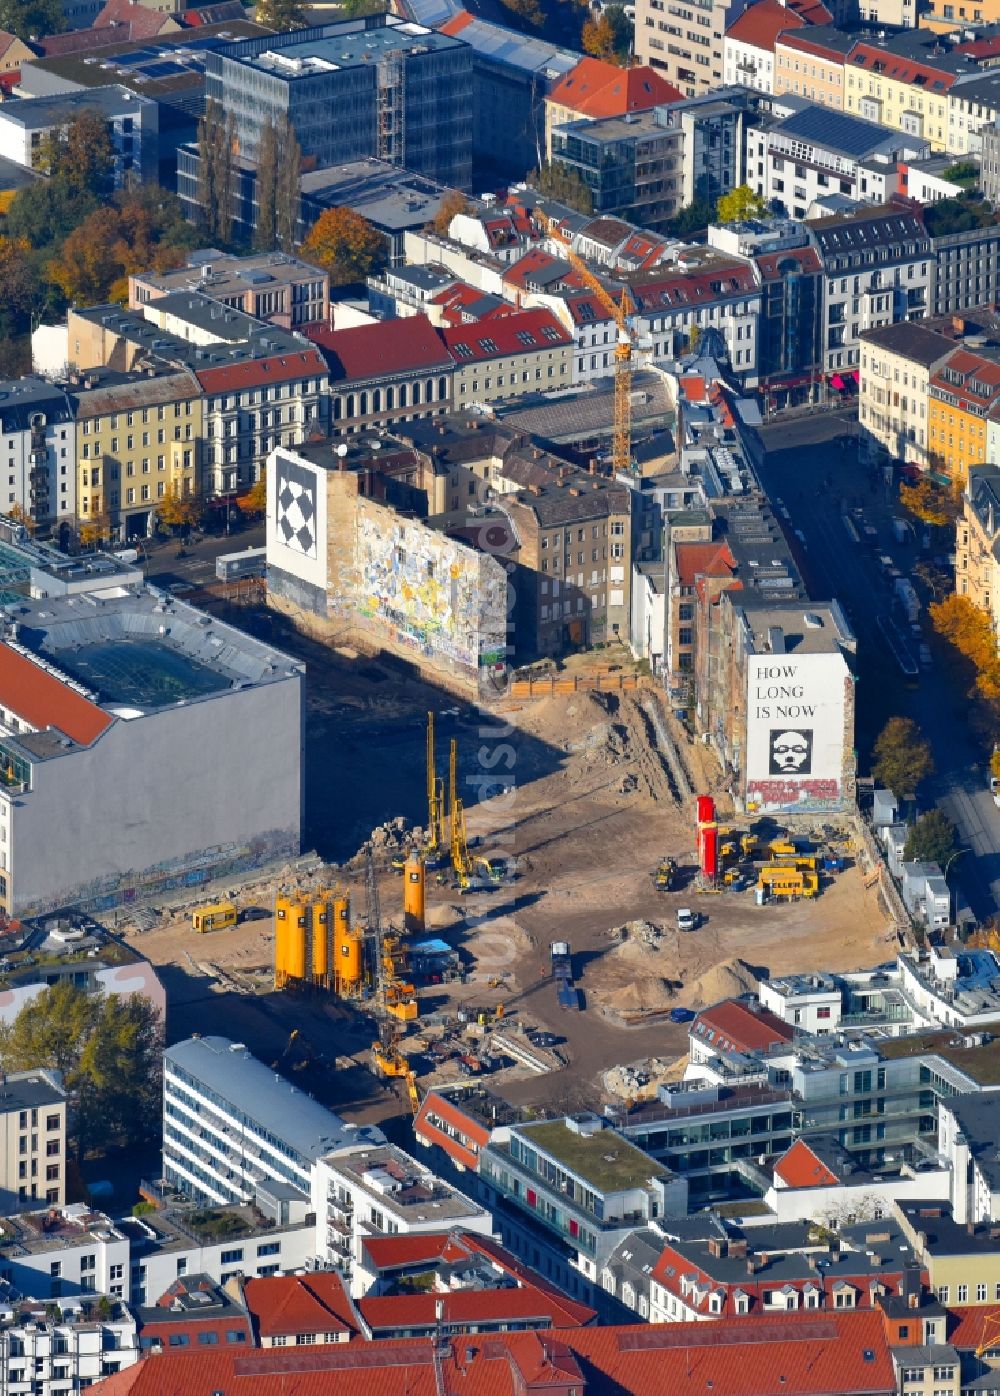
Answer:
[191,901,239,933]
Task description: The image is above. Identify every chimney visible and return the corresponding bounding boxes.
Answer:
[953,315,966,336]
[569,487,581,496]
[708,1237,726,1259]
[747,1258,758,1275]
[728,1239,747,1260]
[589,459,597,473]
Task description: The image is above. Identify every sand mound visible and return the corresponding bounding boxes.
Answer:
[425,903,464,932]
[602,978,677,1016]
[688,957,759,1007]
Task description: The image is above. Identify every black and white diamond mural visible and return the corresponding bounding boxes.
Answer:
[275,455,318,560]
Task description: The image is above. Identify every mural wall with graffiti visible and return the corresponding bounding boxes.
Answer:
[356,505,506,677]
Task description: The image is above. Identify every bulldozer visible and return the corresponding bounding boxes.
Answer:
[654,858,677,891]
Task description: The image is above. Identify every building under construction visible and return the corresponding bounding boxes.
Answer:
[203,15,473,189]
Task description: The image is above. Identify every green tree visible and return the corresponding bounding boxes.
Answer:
[497,0,543,28]
[275,119,301,252]
[301,206,388,285]
[340,0,388,14]
[665,199,714,237]
[255,0,305,27]
[0,983,162,1157]
[530,161,594,215]
[254,119,278,254]
[0,0,64,40]
[5,176,97,251]
[872,716,934,798]
[253,117,301,253]
[716,184,768,224]
[904,809,958,867]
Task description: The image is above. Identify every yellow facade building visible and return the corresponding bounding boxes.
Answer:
[928,346,1000,482]
[844,44,957,151]
[68,368,203,541]
[922,0,992,33]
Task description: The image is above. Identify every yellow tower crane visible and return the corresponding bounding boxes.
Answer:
[542,214,635,476]
[449,736,473,889]
[425,711,445,858]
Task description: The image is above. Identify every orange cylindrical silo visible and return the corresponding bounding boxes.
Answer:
[331,893,350,995]
[310,898,329,986]
[338,928,364,995]
[286,900,307,983]
[274,895,292,986]
[403,850,425,934]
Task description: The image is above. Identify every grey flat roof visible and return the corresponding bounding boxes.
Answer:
[945,1090,1000,1191]
[736,598,855,655]
[0,84,148,128]
[165,1036,383,1163]
[0,1070,64,1115]
[243,18,462,76]
[452,14,578,78]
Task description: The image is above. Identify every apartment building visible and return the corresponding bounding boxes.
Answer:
[544,57,681,159]
[946,72,1000,157]
[957,462,1000,637]
[634,0,730,96]
[129,252,330,331]
[0,1300,136,1395]
[163,1036,382,1208]
[68,367,202,541]
[202,15,473,188]
[0,378,75,539]
[896,1198,1000,1305]
[663,90,749,205]
[808,205,932,374]
[746,104,927,220]
[68,302,330,502]
[480,1113,686,1306]
[313,1143,493,1296]
[443,308,574,405]
[0,1070,67,1214]
[925,217,1000,317]
[755,244,825,405]
[723,0,811,95]
[306,316,454,435]
[928,343,1000,480]
[859,320,955,470]
[774,26,855,110]
[843,46,959,152]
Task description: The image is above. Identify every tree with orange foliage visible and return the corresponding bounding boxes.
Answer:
[930,592,1000,698]
[46,188,194,306]
[582,6,632,62]
[300,207,388,287]
[237,469,267,518]
[431,189,471,238]
[157,484,202,534]
[900,475,961,527]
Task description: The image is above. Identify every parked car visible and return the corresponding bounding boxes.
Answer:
[676,908,698,932]
[669,1007,695,1024]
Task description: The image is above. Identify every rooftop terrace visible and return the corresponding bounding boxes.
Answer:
[513,1118,669,1194]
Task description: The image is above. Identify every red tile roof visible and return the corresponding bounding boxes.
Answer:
[692,999,795,1054]
[195,348,327,395]
[787,0,834,20]
[88,1311,898,1396]
[774,1138,841,1189]
[930,346,1000,412]
[0,644,112,746]
[93,0,178,36]
[755,246,822,280]
[849,43,957,91]
[414,1090,490,1172]
[39,26,133,54]
[358,1286,586,1334]
[674,540,737,588]
[726,0,806,52]
[442,308,571,364]
[548,57,682,118]
[305,315,452,383]
[242,1274,359,1340]
[181,0,247,22]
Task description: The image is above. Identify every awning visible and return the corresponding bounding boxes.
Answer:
[830,374,845,390]
[848,370,860,382]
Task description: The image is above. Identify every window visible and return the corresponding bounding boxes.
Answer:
[226,1330,247,1344]
[221,1249,244,1265]
[257,1242,280,1257]
[167,1335,189,1348]
[978,1284,988,1302]
[198,1333,219,1346]
[958,1285,968,1303]
[46,1115,59,1131]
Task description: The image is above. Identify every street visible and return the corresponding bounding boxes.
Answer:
[758,411,1000,922]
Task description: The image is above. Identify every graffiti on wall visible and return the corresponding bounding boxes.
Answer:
[356,513,504,673]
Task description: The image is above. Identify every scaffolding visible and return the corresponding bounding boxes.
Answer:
[376,51,405,167]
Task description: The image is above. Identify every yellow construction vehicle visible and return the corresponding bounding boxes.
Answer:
[405,1069,421,1114]
[449,737,474,889]
[768,839,798,859]
[654,858,677,891]
[425,711,445,862]
[740,833,759,859]
[969,924,1000,954]
[365,848,418,1077]
[758,864,819,899]
[773,854,819,873]
[541,213,635,476]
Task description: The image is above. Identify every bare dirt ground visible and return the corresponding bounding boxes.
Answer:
[121,609,894,1126]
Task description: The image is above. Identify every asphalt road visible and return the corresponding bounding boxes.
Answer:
[140,522,266,591]
[758,410,1000,923]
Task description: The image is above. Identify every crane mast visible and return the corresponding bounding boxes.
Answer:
[426,711,444,854]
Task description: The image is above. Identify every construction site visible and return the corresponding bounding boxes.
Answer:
[115,631,897,1129]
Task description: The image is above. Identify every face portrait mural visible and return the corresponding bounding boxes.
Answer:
[769,729,813,777]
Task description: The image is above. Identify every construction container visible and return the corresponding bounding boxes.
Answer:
[191,902,238,933]
[404,849,426,933]
[757,866,819,899]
